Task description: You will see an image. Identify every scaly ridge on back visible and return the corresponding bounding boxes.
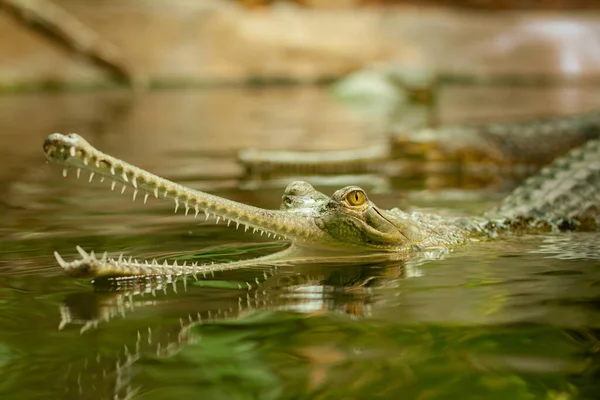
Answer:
[486,137,600,229]
[399,110,600,165]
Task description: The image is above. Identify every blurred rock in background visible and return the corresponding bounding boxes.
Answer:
[2,0,600,90]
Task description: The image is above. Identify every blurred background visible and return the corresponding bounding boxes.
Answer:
[3,0,600,87]
[2,3,600,399]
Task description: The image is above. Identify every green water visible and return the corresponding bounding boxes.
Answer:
[0,87,599,399]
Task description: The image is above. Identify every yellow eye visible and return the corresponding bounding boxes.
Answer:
[346,190,366,206]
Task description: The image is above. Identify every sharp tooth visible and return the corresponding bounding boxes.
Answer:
[101,251,108,262]
[227,220,231,227]
[121,185,127,194]
[54,251,67,267]
[267,233,271,238]
[253,228,257,233]
[76,168,81,179]
[216,216,221,224]
[69,147,76,157]
[174,199,179,213]
[132,176,137,189]
[95,160,100,168]
[118,254,123,262]
[153,188,159,198]
[185,201,190,216]
[100,177,105,183]
[111,181,116,191]
[62,168,68,177]
[245,225,249,232]
[133,190,138,201]
[83,157,89,166]
[128,256,132,263]
[110,166,115,175]
[88,172,95,182]
[205,211,210,221]
[122,171,129,182]
[144,193,149,204]
[163,190,168,198]
[260,230,264,236]
[236,222,240,229]
[76,246,88,258]
[194,205,199,218]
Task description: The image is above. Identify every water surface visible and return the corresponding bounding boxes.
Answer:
[0,86,599,399]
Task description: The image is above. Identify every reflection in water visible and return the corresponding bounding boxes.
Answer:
[57,262,392,398]
[50,245,600,399]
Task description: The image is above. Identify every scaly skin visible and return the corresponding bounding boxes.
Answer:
[485,136,600,229]
[239,111,600,174]
[394,110,600,165]
[43,133,599,279]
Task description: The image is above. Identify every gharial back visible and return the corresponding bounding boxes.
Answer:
[395,111,600,166]
[484,137,600,231]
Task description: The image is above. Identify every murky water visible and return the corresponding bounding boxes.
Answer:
[0,86,599,399]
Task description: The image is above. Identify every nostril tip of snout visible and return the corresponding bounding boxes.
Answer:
[43,141,56,156]
[43,133,64,153]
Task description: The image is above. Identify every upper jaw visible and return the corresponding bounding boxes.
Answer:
[43,133,324,243]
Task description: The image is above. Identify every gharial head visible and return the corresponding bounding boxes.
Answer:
[277,181,429,252]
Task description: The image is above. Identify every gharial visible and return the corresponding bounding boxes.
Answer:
[238,110,600,174]
[43,132,600,281]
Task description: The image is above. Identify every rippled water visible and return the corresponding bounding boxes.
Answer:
[0,86,599,399]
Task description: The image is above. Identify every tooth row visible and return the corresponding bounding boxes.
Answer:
[61,144,288,241]
[54,246,263,281]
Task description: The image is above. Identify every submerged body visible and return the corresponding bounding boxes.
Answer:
[43,131,600,280]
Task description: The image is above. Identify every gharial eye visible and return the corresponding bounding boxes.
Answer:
[346,189,366,206]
